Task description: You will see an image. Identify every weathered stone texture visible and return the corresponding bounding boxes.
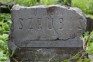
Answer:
[9,5,86,62]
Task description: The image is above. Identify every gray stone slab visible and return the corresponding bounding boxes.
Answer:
[11,47,83,62]
[10,5,86,48]
[9,5,86,62]
[16,37,83,47]
[11,5,86,40]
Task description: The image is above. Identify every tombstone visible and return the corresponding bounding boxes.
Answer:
[9,5,86,62]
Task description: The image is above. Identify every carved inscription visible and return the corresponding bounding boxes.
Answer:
[19,18,23,29]
[18,17,64,30]
[37,18,42,29]
[12,5,86,44]
[9,5,86,62]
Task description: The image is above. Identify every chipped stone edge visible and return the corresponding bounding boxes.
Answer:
[9,5,86,50]
[11,4,87,30]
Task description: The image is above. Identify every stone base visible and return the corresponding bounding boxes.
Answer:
[10,47,83,62]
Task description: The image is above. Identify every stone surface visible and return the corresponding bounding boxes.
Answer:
[9,5,86,62]
[10,48,83,62]
[19,37,82,47]
[88,54,93,62]
[86,15,93,32]
[9,5,86,48]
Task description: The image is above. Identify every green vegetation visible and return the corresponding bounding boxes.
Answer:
[40,0,57,5]
[0,0,10,2]
[81,32,93,54]
[0,14,11,62]
[0,0,93,15]
[0,14,11,34]
[72,0,93,15]
[0,0,57,6]
[14,0,37,6]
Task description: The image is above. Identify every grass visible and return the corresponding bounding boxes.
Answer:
[0,0,93,15]
[40,0,57,5]
[72,0,93,15]
[87,14,93,18]
[0,14,11,62]
[0,0,10,2]
[13,0,37,6]
[12,0,57,6]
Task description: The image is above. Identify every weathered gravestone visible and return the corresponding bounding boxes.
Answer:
[9,5,86,62]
